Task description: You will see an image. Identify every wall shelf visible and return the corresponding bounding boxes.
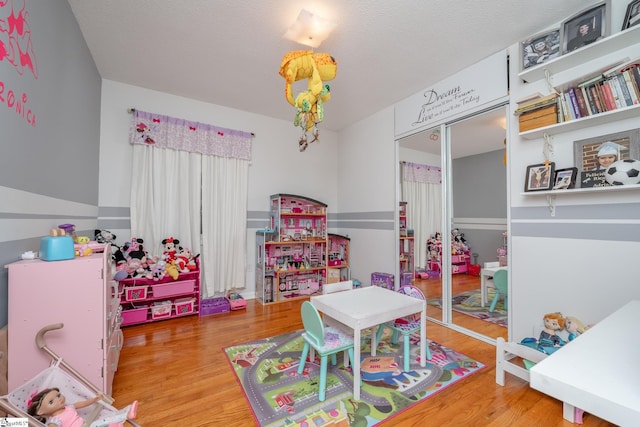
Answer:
[521,183,640,196]
[520,104,640,140]
[518,26,640,84]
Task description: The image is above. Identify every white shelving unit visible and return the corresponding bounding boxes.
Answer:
[519,24,640,213]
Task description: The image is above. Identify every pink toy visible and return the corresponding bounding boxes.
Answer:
[226,289,246,311]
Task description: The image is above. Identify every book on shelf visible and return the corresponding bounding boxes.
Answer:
[579,86,593,116]
[514,93,559,115]
[573,86,589,117]
[567,88,582,119]
[600,80,617,111]
[615,73,633,106]
[623,70,640,104]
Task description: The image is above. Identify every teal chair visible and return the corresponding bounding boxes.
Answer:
[297,301,355,401]
[374,286,431,372]
[489,269,508,313]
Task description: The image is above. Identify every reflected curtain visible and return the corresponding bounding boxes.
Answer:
[401,162,442,269]
[129,109,252,297]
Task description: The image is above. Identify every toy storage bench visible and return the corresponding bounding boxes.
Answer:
[119,265,200,326]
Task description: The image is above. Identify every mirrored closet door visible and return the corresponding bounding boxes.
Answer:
[397,106,508,341]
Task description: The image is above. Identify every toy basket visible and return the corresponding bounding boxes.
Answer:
[199,297,230,316]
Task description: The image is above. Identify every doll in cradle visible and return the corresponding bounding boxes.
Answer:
[27,387,138,427]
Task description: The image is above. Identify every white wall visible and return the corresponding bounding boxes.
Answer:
[99,79,339,296]
[335,107,397,284]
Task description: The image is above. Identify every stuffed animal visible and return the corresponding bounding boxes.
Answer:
[278,50,337,108]
[150,259,167,281]
[123,238,148,262]
[164,261,179,280]
[539,312,566,347]
[162,237,179,263]
[174,246,199,273]
[73,236,92,257]
[94,229,124,263]
[279,50,337,151]
[565,316,589,341]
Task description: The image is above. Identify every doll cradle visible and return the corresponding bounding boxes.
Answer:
[0,323,141,427]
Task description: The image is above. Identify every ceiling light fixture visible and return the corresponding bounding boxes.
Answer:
[283,9,336,48]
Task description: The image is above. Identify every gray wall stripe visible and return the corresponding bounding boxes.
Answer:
[512,203,640,220]
[98,206,130,217]
[512,222,640,241]
[96,219,131,230]
[0,213,96,219]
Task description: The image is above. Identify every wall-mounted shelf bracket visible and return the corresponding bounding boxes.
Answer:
[546,194,556,217]
[543,133,553,161]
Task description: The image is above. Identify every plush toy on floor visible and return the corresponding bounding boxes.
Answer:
[27,387,138,427]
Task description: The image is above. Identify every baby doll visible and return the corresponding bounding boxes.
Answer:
[27,387,138,427]
[565,316,589,341]
[539,312,566,347]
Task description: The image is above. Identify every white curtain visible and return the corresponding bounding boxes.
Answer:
[202,156,248,294]
[129,109,252,297]
[401,162,442,269]
[130,145,201,256]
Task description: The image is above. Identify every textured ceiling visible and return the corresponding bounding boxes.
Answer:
[67,0,591,133]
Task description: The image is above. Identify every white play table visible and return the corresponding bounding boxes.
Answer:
[530,300,640,425]
[311,285,426,400]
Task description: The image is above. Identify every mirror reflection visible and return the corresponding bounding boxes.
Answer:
[398,107,508,341]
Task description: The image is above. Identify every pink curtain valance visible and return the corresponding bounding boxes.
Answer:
[403,162,441,184]
[129,109,253,160]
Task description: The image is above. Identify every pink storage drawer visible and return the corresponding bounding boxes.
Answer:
[152,279,195,298]
[151,301,172,319]
[452,264,468,274]
[174,297,196,316]
[124,285,148,301]
[121,304,149,326]
[451,254,468,264]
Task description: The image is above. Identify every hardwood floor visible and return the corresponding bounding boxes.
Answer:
[112,289,614,426]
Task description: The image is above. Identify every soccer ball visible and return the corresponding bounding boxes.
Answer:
[604,159,640,185]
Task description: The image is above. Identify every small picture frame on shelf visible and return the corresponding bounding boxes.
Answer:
[561,1,610,54]
[552,167,578,190]
[524,162,555,192]
[622,0,640,29]
[520,28,560,71]
[574,129,640,188]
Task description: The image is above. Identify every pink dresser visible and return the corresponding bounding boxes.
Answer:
[5,247,122,395]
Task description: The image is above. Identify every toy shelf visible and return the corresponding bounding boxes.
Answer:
[119,263,200,326]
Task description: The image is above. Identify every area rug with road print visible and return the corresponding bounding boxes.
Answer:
[223,329,484,426]
[428,290,508,328]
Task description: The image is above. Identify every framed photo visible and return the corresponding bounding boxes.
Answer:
[520,29,560,71]
[524,162,555,192]
[553,167,578,190]
[574,129,640,187]
[622,0,640,29]
[561,1,610,54]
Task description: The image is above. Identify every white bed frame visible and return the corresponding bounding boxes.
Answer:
[495,337,548,386]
